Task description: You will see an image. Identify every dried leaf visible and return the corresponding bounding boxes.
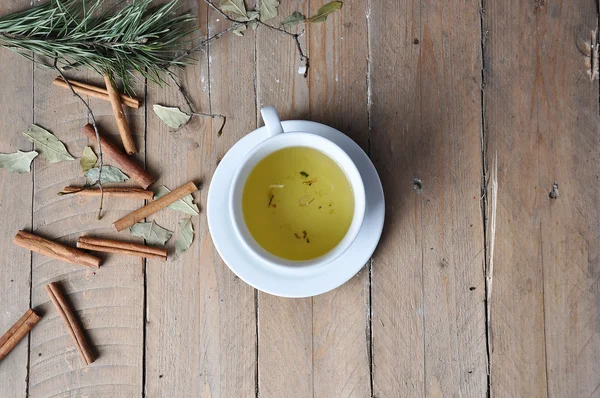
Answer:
[246,10,260,20]
[219,0,248,20]
[154,185,199,215]
[259,0,279,21]
[249,20,259,30]
[0,150,38,173]
[233,24,247,36]
[282,11,305,28]
[308,1,342,23]
[22,125,74,163]
[175,217,194,256]
[129,221,173,246]
[80,146,97,172]
[153,105,191,129]
[84,165,129,184]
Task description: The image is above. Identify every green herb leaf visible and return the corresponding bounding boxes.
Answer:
[282,12,306,28]
[154,185,199,215]
[300,171,309,177]
[233,24,247,36]
[175,217,194,256]
[84,166,129,184]
[80,146,97,172]
[308,1,343,23]
[259,0,280,21]
[153,105,191,129]
[129,221,173,246]
[219,0,248,20]
[0,150,38,173]
[22,125,74,163]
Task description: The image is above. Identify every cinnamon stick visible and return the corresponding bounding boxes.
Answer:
[13,230,101,268]
[77,236,167,261]
[53,77,140,109]
[0,309,41,361]
[104,73,136,154]
[114,181,198,231]
[45,282,95,365]
[61,186,154,200]
[82,124,156,189]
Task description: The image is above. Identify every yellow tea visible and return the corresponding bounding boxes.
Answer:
[242,147,354,261]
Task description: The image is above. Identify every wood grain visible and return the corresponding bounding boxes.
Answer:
[369,0,488,396]
[0,1,34,395]
[307,0,372,396]
[27,25,146,395]
[144,1,256,396]
[255,0,313,396]
[2,0,599,396]
[483,0,600,396]
[256,1,372,395]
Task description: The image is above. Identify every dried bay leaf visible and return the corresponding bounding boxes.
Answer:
[245,10,260,21]
[153,105,191,129]
[219,0,248,20]
[233,24,247,36]
[154,185,199,215]
[282,12,305,28]
[80,146,97,172]
[129,221,173,246]
[175,217,194,256]
[308,1,343,23]
[259,0,279,21]
[84,165,129,184]
[0,150,38,173]
[23,125,74,163]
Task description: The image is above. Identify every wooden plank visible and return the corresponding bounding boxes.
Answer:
[144,1,257,396]
[484,1,600,396]
[255,1,371,396]
[255,1,313,396]
[307,0,371,396]
[27,55,145,398]
[369,0,488,396]
[0,1,34,395]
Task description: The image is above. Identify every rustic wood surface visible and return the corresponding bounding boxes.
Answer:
[0,0,598,397]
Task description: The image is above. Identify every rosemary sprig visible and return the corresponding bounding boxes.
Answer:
[0,0,195,93]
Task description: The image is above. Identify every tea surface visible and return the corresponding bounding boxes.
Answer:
[242,147,354,261]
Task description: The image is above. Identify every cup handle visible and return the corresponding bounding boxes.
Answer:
[261,106,284,136]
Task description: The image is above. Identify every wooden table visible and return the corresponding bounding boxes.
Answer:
[0,0,598,397]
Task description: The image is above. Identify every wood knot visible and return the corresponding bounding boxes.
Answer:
[413,178,423,192]
[549,182,559,199]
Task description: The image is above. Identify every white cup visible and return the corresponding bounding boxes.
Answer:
[229,106,366,272]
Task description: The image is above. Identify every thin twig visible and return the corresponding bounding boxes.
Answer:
[171,23,242,65]
[53,59,104,219]
[168,72,227,135]
[186,0,310,76]
[258,20,309,77]
[168,72,195,114]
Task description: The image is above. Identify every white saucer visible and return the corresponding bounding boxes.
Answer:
[207,121,385,298]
